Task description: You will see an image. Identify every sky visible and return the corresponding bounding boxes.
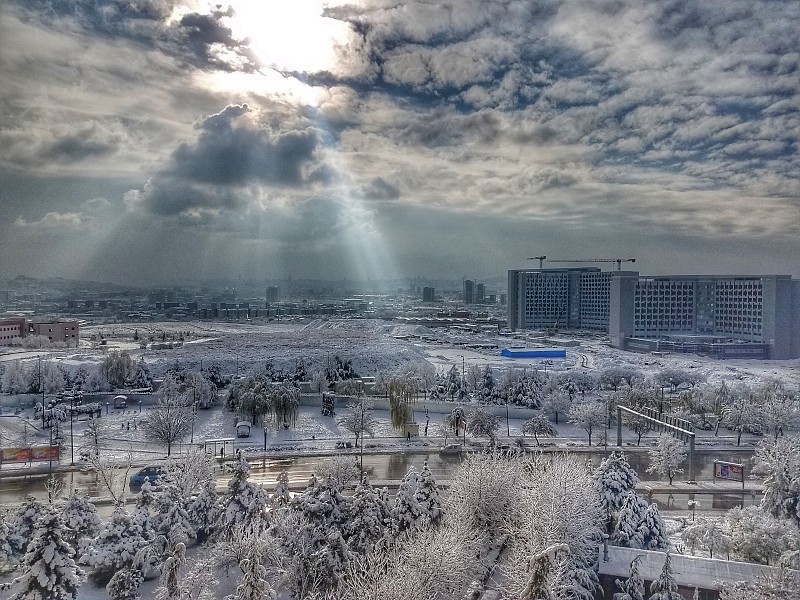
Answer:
[0,0,798,286]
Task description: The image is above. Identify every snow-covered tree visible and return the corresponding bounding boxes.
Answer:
[1,360,27,394]
[726,506,800,565]
[751,435,800,526]
[337,399,378,447]
[391,466,423,535]
[126,359,153,390]
[7,495,46,555]
[721,392,763,445]
[646,434,687,485]
[445,364,462,401]
[522,415,558,445]
[145,395,195,457]
[595,451,640,528]
[569,401,606,446]
[681,517,729,558]
[387,372,418,431]
[0,515,13,569]
[316,456,361,490]
[506,455,604,600]
[520,543,569,600]
[447,453,525,537]
[541,389,571,424]
[105,567,143,600]
[216,451,268,537]
[648,551,685,600]
[154,542,186,600]
[340,518,480,600]
[614,555,645,600]
[466,406,500,443]
[187,476,219,543]
[270,470,292,508]
[344,475,390,555]
[637,504,669,550]
[3,507,85,600]
[59,490,101,554]
[101,351,134,389]
[612,491,649,548]
[154,481,196,548]
[415,461,443,527]
[81,506,148,584]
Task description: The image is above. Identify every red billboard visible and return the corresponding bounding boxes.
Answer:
[0,446,59,464]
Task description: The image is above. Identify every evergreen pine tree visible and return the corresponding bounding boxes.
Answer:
[4,507,85,600]
[106,568,144,600]
[612,491,649,548]
[82,506,148,584]
[0,514,14,568]
[155,482,196,547]
[648,551,685,600]
[637,504,669,550]
[270,470,292,507]
[59,490,101,555]
[521,543,568,600]
[391,466,423,536]
[217,451,268,536]
[595,451,640,526]
[415,461,443,526]
[614,555,645,600]
[187,477,219,542]
[7,495,46,555]
[155,542,186,600]
[344,475,391,555]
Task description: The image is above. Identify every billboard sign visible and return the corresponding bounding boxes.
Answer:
[1,446,59,465]
[714,461,744,483]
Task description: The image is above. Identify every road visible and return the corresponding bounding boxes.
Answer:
[0,447,756,515]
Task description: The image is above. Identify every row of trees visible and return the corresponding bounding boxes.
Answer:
[0,448,608,600]
[0,353,154,396]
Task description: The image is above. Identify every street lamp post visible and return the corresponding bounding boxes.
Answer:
[69,393,75,465]
[39,356,45,429]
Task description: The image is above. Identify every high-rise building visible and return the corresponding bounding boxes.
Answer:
[422,287,435,302]
[266,286,280,304]
[463,280,474,305]
[509,268,800,359]
[476,283,486,304]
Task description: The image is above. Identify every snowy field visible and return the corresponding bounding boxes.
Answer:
[3,318,799,387]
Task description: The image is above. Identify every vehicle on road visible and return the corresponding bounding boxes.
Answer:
[439,443,463,456]
[129,465,164,487]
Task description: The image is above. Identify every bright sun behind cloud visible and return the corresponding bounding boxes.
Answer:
[227,1,350,73]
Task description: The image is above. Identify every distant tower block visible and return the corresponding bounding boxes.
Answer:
[422,287,435,302]
[265,286,280,306]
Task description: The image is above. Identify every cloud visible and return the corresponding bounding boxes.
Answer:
[17,0,255,72]
[14,212,85,230]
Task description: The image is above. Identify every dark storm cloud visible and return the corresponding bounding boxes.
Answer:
[127,103,329,217]
[354,177,400,201]
[43,131,117,163]
[16,0,255,71]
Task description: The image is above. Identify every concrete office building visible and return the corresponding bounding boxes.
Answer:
[507,268,629,331]
[509,268,800,359]
[422,287,435,302]
[0,318,27,344]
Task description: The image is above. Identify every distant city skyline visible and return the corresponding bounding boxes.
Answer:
[1,1,798,285]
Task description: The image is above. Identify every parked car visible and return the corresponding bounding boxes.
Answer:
[130,465,164,486]
[439,443,463,456]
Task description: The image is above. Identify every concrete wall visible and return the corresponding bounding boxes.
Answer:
[599,544,785,593]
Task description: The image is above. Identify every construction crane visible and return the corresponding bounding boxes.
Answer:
[526,255,547,269]
[549,258,636,271]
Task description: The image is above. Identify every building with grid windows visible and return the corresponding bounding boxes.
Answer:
[510,269,800,359]
[507,268,632,332]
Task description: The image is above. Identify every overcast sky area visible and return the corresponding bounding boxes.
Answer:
[1,0,798,285]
